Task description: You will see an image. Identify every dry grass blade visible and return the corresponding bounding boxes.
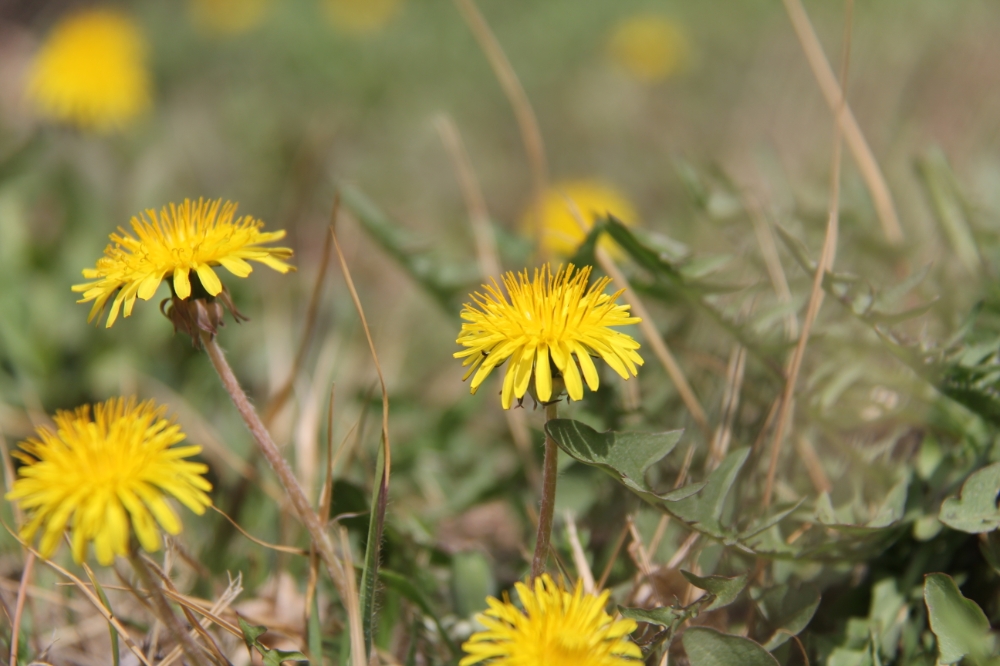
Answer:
[595,246,711,440]
[707,345,747,472]
[648,442,696,557]
[781,0,902,245]
[763,0,854,508]
[156,576,246,666]
[209,506,308,555]
[596,523,630,591]
[746,194,798,340]
[9,551,34,666]
[452,0,548,254]
[564,511,595,594]
[338,527,367,666]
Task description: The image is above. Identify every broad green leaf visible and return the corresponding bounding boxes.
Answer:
[545,419,685,502]
[681,570,749,611]
[682,627,779,666]
[238,616,308,665]
[756,583,821,650]
[668,448,750,537]
[924,573,997,664]
[618,605,686,628]
[939,463,1000,533]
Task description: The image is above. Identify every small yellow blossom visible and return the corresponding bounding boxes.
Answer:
[323,0,403,35]
[521,180,638,259]
[607,14,690,84]
[461,574,642,666]
[188,0,271,35]
[73,198,294,328]
[455,264,643,409]
[6,398,212,565]
[27,8,150,132]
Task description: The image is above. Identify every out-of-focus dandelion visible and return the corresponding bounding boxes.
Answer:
[461,574,642,666]
[521,180,638,259]
[27,8,150,132]
[188,0,271,35]
[455,264,643,409]
[5,398,212,565]
[322,0,403,35]
[73,198,294,336]
[607,13,690,84]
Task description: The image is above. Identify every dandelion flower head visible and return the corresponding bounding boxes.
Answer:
[27,8,150,132]
[521,180,637,259]
[6,397,212,565]
[73,198,294,328]
[323,0,403,35]
[455,264,643,409]
[188,0,271,35]
[461,574,642,666]
[607,14,690,84]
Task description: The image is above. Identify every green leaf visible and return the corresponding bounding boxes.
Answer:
[618,605,686,628]
[756,583,821,650]
[682,627,779,666]
[380,569,460,658]
[939,463,1000,533]
[359,442,389,659]
[668,448,750,537]
[924,573,998,665]
[681,571,750,612]
[545,419,685,502]
[238,616,309,666]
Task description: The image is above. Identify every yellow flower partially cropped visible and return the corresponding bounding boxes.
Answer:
[607,14,690,84]
[455,264,643,409]
[188,0,271,35]
[521,180,637,259]
[27,8,150,132]
[461,574,642,666]
[6,398,212,565]
[73,198,294,328]
[323,0,403,35]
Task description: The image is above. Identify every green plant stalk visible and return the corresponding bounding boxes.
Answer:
[531,401,560,580]
[201,333,348,601]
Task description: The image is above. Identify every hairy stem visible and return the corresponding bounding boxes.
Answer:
[201,333,348,598]
[530,401,560,580]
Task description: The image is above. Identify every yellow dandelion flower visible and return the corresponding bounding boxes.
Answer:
[455,264,643,410]
[27,8,151,132]
[521,180,638,259]
[188,0,271,36]
[72,198,294,328]
[461,574,642,666]
[5,397,212,565]
[323,0,403,35]
[607,14,690,84]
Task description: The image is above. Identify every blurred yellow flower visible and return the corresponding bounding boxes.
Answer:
[455,264,642,410]
[607,14,689,84]
[73,198,294,328]
[522,180,638,259]
[323,0,403,35]
[461,574,642,666]
[27,8,150,132]
[6,398,212,565]
[188,0,271,35]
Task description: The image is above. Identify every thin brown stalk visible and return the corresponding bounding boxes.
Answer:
[780,0,902,244]
[208,506,307,555]
[595,247,711,440]
[648,442,696,556]
[263,205,336,427]
[201,332,348,598]
[707,345,747,471]
[9,551,34,666]
[530,401,560,580]
[338,528,368,666]
[128,551,208,666]
[795,436,833,495]
[596,524,629,591]
[564,512,595,594]
[665,531,700,571]
[626,516,654,579]
[746,194,799,340]
[763,0,854,508]
[452,0,548,254]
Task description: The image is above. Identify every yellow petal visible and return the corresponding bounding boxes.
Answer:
[173,266,191,299]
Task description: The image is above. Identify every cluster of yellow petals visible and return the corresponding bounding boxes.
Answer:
[521,180,638,259]
[323,0,403,35]
[607,14,690,84]
[6,398,212,565]
[455,264,643,409]
[73,198,294,327]
[27,8,151,132]
[461,574,642,666]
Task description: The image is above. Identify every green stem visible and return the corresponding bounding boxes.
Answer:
[530,401,560,580]
[201,333,348,599]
